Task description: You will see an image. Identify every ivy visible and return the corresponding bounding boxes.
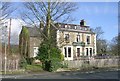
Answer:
[19,26,30,66]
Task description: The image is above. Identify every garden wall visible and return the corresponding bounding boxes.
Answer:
[63,58,119,68]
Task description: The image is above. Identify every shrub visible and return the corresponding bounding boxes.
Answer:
[26,57,34,65]
[36,41,64,72]
[61,62,68,68]
[25,64,43,72]
[60,53,64,61]
[19,58,28,68]
[19,57,35,69]
[44,58,63,72]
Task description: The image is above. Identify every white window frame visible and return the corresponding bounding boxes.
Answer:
[33,47,39,57]
[84,47,93,56]
[56,30,60,46]
[85,34,91,45]
[94,34,97,55]
[63,46,73,60]
[65,25,67,28]
[76,33,82,42]
[64,32,70,41]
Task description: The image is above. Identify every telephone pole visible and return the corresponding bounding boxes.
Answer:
[4,23,8,75]
[8,18,11,54]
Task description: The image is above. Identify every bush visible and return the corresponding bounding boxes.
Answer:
[60,53,64,61]
[36,41,64,72]
[25,64,43,72]
[26,57,34,65]
[61,62,68,68]
[19,58,28,68]
[44,58,63,72]
[19,57,35,69]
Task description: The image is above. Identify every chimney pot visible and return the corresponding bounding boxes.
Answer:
[80,19,86,26]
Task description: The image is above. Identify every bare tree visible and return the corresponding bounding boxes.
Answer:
[20,1,77,39]
[92,27,104,40]
[92,27,109,55]
[0,2,15,22]
[19,1,77,61]
[109,35,119,56]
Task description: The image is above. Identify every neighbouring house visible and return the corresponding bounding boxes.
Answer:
[19,26,42,58]
[19,19,96,60]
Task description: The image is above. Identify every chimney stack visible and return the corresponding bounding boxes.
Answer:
[80,19,86,26]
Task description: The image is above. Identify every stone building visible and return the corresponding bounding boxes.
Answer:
[19,27,42,58]
[56,20,97,60]
[19,20,96,60]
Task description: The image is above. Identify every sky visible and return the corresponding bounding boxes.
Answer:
[71,2,118,41]
[4,2,118,44]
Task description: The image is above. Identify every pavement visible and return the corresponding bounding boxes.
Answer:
[0,68,119,79]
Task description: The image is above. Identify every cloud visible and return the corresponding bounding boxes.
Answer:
[2,18,26,45]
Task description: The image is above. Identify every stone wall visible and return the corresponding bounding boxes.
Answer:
[63,58,119,68]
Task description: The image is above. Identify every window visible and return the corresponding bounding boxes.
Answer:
[90,48,92,57]
[75,26,77,29]
[64,47,72,58]
[65,25,67,28]
[68,47,71,57]
[93,49,95,54]
[65,34,69,41]
[86,48,88,56]
[76,35,80,42]
[77,48,80,57]
[64,47,67,57]
[33,47,39,57]
[68,25,70,29]
[87,36,90,44]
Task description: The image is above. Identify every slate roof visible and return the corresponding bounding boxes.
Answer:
[57,23,95,34]
[26,27,41,37]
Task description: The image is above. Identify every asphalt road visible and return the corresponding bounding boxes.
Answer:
[2,69,119,79]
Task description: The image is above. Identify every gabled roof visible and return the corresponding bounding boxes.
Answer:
[22,26,41,37]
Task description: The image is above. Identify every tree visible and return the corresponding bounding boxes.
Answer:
[21,2,77,58]
[20,2,77,39]
[21,1,77,71]
[92,27,108,55]
[92,27,104,40]
[0,2,15,22]
[19,26,30,64]
[109,35,119,56]
[97,39,108,54]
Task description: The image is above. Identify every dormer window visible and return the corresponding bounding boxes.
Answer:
[75,26,76,29]
[65,25,67,28]
[68,25,70,29]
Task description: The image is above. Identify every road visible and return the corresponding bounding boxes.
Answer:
[1,69,119,79]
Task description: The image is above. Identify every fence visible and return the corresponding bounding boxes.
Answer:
[63,57,119,68]
[0,54,20,72]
